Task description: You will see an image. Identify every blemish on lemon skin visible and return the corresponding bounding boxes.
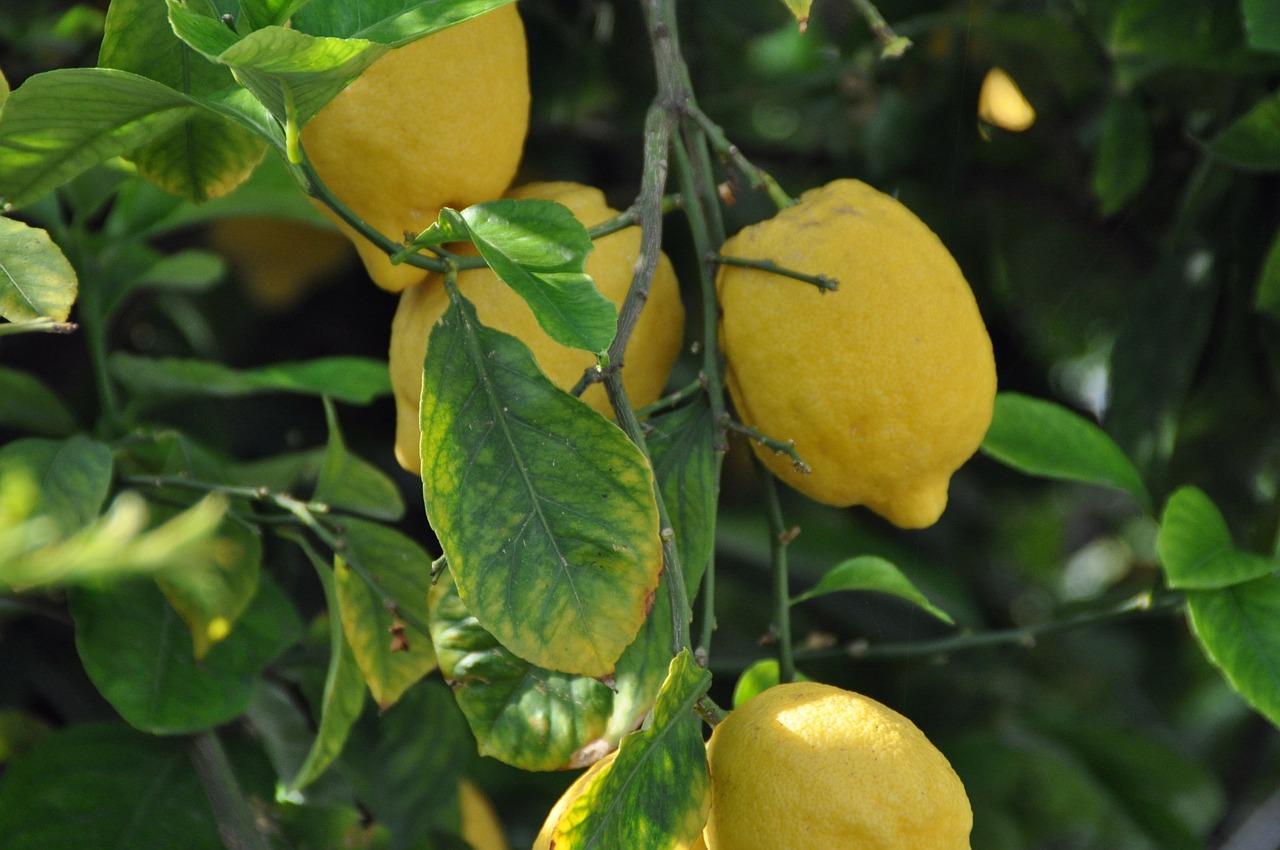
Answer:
[978,67,1036,133]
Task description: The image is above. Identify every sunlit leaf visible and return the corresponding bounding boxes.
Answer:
[981,392,1151,510]
[1185,575,1280,730]
[731,659,810,709]
[1156,486,1279,589]
[0,69,200,209]
[109,352,392,406]
[791,555,955,624]
[336,519,437,709]
[0,217,78,323]
[100,0,266,202]
[462,198,616,354]
[71,574,302,734]
[420,290,661,677]
[0,724,224,849]
[293,0,518,45]
[552,651,710,850]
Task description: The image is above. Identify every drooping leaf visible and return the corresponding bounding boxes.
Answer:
[335,518,437,709]
[1207,89,1280,171]
[552,651,711,850]
[647,397,720,602]
[292,0,517,46]
[0,724,224,850]
[419,290,661,677]
[791,555,955,625]
[109,352,392,406]
[0,68,201,209]
[427,571,615,771]
[156,509,262,659]
[314,397,404,521]
[1092,94,1152,215]
[1244,0,1280,53]
[981,392,1152,510]
[1185,575,1280,730]
[285,548,367,793]
[1156,486,1279,589]
[71,573,302,734]
[341,678,471,849]
[100,0,266,202]
[167,0,384,130]
[462,198,617,354]
[0,217,78,323]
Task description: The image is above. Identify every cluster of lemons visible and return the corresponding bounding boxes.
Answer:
[293,4,995,848]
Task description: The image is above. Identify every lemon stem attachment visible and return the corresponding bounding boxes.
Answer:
[713,255,838,292]
[757,460,798,684]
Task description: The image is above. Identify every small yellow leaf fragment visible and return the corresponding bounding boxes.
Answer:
[978,67,1036,132]
[782,0,813,31]
[207,617,231,644]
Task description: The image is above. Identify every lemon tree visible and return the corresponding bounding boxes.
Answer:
[2,1,1280,849]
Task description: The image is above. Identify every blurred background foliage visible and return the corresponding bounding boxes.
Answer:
[3,0,1280,848]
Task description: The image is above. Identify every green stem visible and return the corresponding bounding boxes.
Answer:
[713,255,838,291]
[635,377,706,418]
[757,460,796,683]
[848,0,913,59]
[188,730,272,850]
[723,418,809,473]
[0,319,79,337]
[684,106,795,210]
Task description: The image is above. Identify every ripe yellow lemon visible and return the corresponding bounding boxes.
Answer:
[977,67,1036,132]
[716,179,996,528]
[390,181,685,473]
[460,779,509,850]
[208,216,354,311]
[704,682,972,850]
[301,5,529,292]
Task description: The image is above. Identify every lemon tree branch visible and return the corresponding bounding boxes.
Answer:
[758,459,798,683]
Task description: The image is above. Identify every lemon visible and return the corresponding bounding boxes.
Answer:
[704,681,972,850]
[977,67,1036,132]
[716,179,996,528]
[208,216,354,311]
[460,779,509,850]
[301,5,529,292]
[390,181,685,473]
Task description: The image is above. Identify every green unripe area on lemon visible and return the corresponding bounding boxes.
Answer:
[716,179,996,528]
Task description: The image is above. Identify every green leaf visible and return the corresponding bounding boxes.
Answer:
[647,397,719,602]
[1156,486,1279,589]
[0,723,223,849]
[156,509,262,659]
[1208,89,1280,171]
[981,392,1152,510]
[136,249,227,291]
[1253,225,1280,319]
[1092,94,1152,216]
[109,352,392,406]
[167,0,384,130]
[791,555,956,625]
[240,0,315,31]
[314,397,404,521]
[731,659,811,709]
[427,571,615,771]
[0,217,78,323]
[420,290,661,678]
[1244,0,1280,53]
[0,368,76,437]
[1108,0,1246,67]
[0,68,201,209]
[286,547,368,793]
[552,651,711,850]
[336,519,438,710]
[1186,575,1280,729]
[292,0,517,45]
[0,436,112,533]
[0,67,9,112]
[100,0,267,202]
[71,573,302,734]
[462,199,617,354]
[341,678,470,849]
